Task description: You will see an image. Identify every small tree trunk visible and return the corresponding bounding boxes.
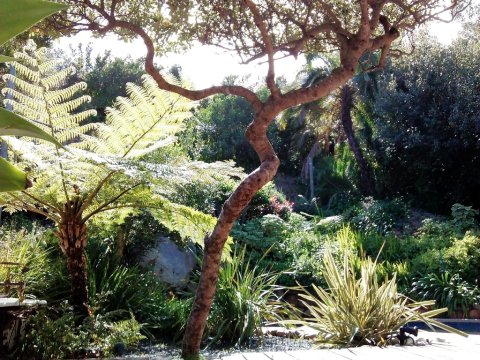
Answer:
[114,225,127,262]
[181,112,280,358]
[340,84,375,196]
[57,197,90,319]
[65,241,90,318]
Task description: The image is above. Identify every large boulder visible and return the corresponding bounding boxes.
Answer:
[140,236,196,287]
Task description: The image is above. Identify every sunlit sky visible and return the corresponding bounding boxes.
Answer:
[56,14,468,89]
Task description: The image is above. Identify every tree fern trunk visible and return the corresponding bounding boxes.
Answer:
[57,197,90,319]
[340,84,375,196]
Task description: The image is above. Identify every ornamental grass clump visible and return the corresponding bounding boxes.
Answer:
[206,246,284,346]
[288,251,465,346]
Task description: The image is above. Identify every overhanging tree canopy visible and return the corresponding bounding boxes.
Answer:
[52,0,468,357]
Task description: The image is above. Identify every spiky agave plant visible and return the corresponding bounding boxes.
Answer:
[0,44,240,317]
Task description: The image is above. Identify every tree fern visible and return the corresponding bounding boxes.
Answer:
[2,41,96,144]
[0,46,241,315]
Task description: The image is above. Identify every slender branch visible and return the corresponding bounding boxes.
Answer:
[79,170,116,213]
[21,190,62,213]
[243,0,280,99]
[82,183,142,222]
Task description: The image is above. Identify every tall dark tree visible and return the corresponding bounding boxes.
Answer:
[371,29,480,211]
[340,84,375,195]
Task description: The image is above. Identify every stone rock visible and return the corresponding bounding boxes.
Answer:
[140,236,196,287]
[316,215,343,227]
[468,309,480,319]
[261,325,319,340]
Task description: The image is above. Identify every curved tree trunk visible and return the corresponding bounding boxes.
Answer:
[340,84,375,196]
[57,197,90,319]
[181,110,280,358]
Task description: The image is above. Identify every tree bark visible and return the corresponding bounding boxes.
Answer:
[181,110,280,358]
[57,197,90,319]
[340,84,375,196]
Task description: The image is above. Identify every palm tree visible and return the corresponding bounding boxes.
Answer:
[279,55,375,197]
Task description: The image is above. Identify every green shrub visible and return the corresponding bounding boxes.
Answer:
[206,247,283,346]
[233,213,319,285]
[410,272,480,315]
[0,226,70,301]
[19,305,145,359]
[243,182,293,221]
[451,203,479,234]
[286,251,464,346]
[353,229,417,263]
[310,150,357,206]
[170,177,236,215]
[443,232,480,283]
[409,248,444,277]
[347,197,409,234]
[86,239,190,338]
[414,218,455,249]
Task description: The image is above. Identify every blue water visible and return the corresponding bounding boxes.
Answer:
[408,320,480,334]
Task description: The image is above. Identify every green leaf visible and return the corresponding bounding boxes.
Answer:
[0,0,68,47]
[0,158,31,192]
[0,55,16,62]
[0,108,62,147]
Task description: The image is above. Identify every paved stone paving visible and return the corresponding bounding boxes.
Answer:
[220,331,480,360]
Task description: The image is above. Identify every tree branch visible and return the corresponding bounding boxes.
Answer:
[82,183,142,222]
[243,0,280,99]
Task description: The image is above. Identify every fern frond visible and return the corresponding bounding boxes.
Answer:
[2,75,42,98]
[85,74,190,159]
[46,83,88,105]
[11,51,37,68]
[49,95,92,115]
[2,88,42,109]
[150,200,232,260]
[7,62,40,83]
[3,45,96,145]
[41,66,75,90]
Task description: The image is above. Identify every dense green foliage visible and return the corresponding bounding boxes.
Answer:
[20,307,145,359]
[2,2,480,358]
[370,32,480,212]
[62,47,145,122]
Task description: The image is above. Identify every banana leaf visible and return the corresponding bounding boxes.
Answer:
[0,55,16,62]
[0,0,67,46]
[0,158,31,192]
[0,108,62,147]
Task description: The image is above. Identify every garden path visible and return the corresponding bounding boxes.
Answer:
[220,332,480,360]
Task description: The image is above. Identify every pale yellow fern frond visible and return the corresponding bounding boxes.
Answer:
[86,74,191,159]
[41,66,76,90]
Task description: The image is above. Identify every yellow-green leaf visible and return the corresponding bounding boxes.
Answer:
[0,55,16,62]
[0,158,31,192]
[0,0,68,46]
[0,108,62,147]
